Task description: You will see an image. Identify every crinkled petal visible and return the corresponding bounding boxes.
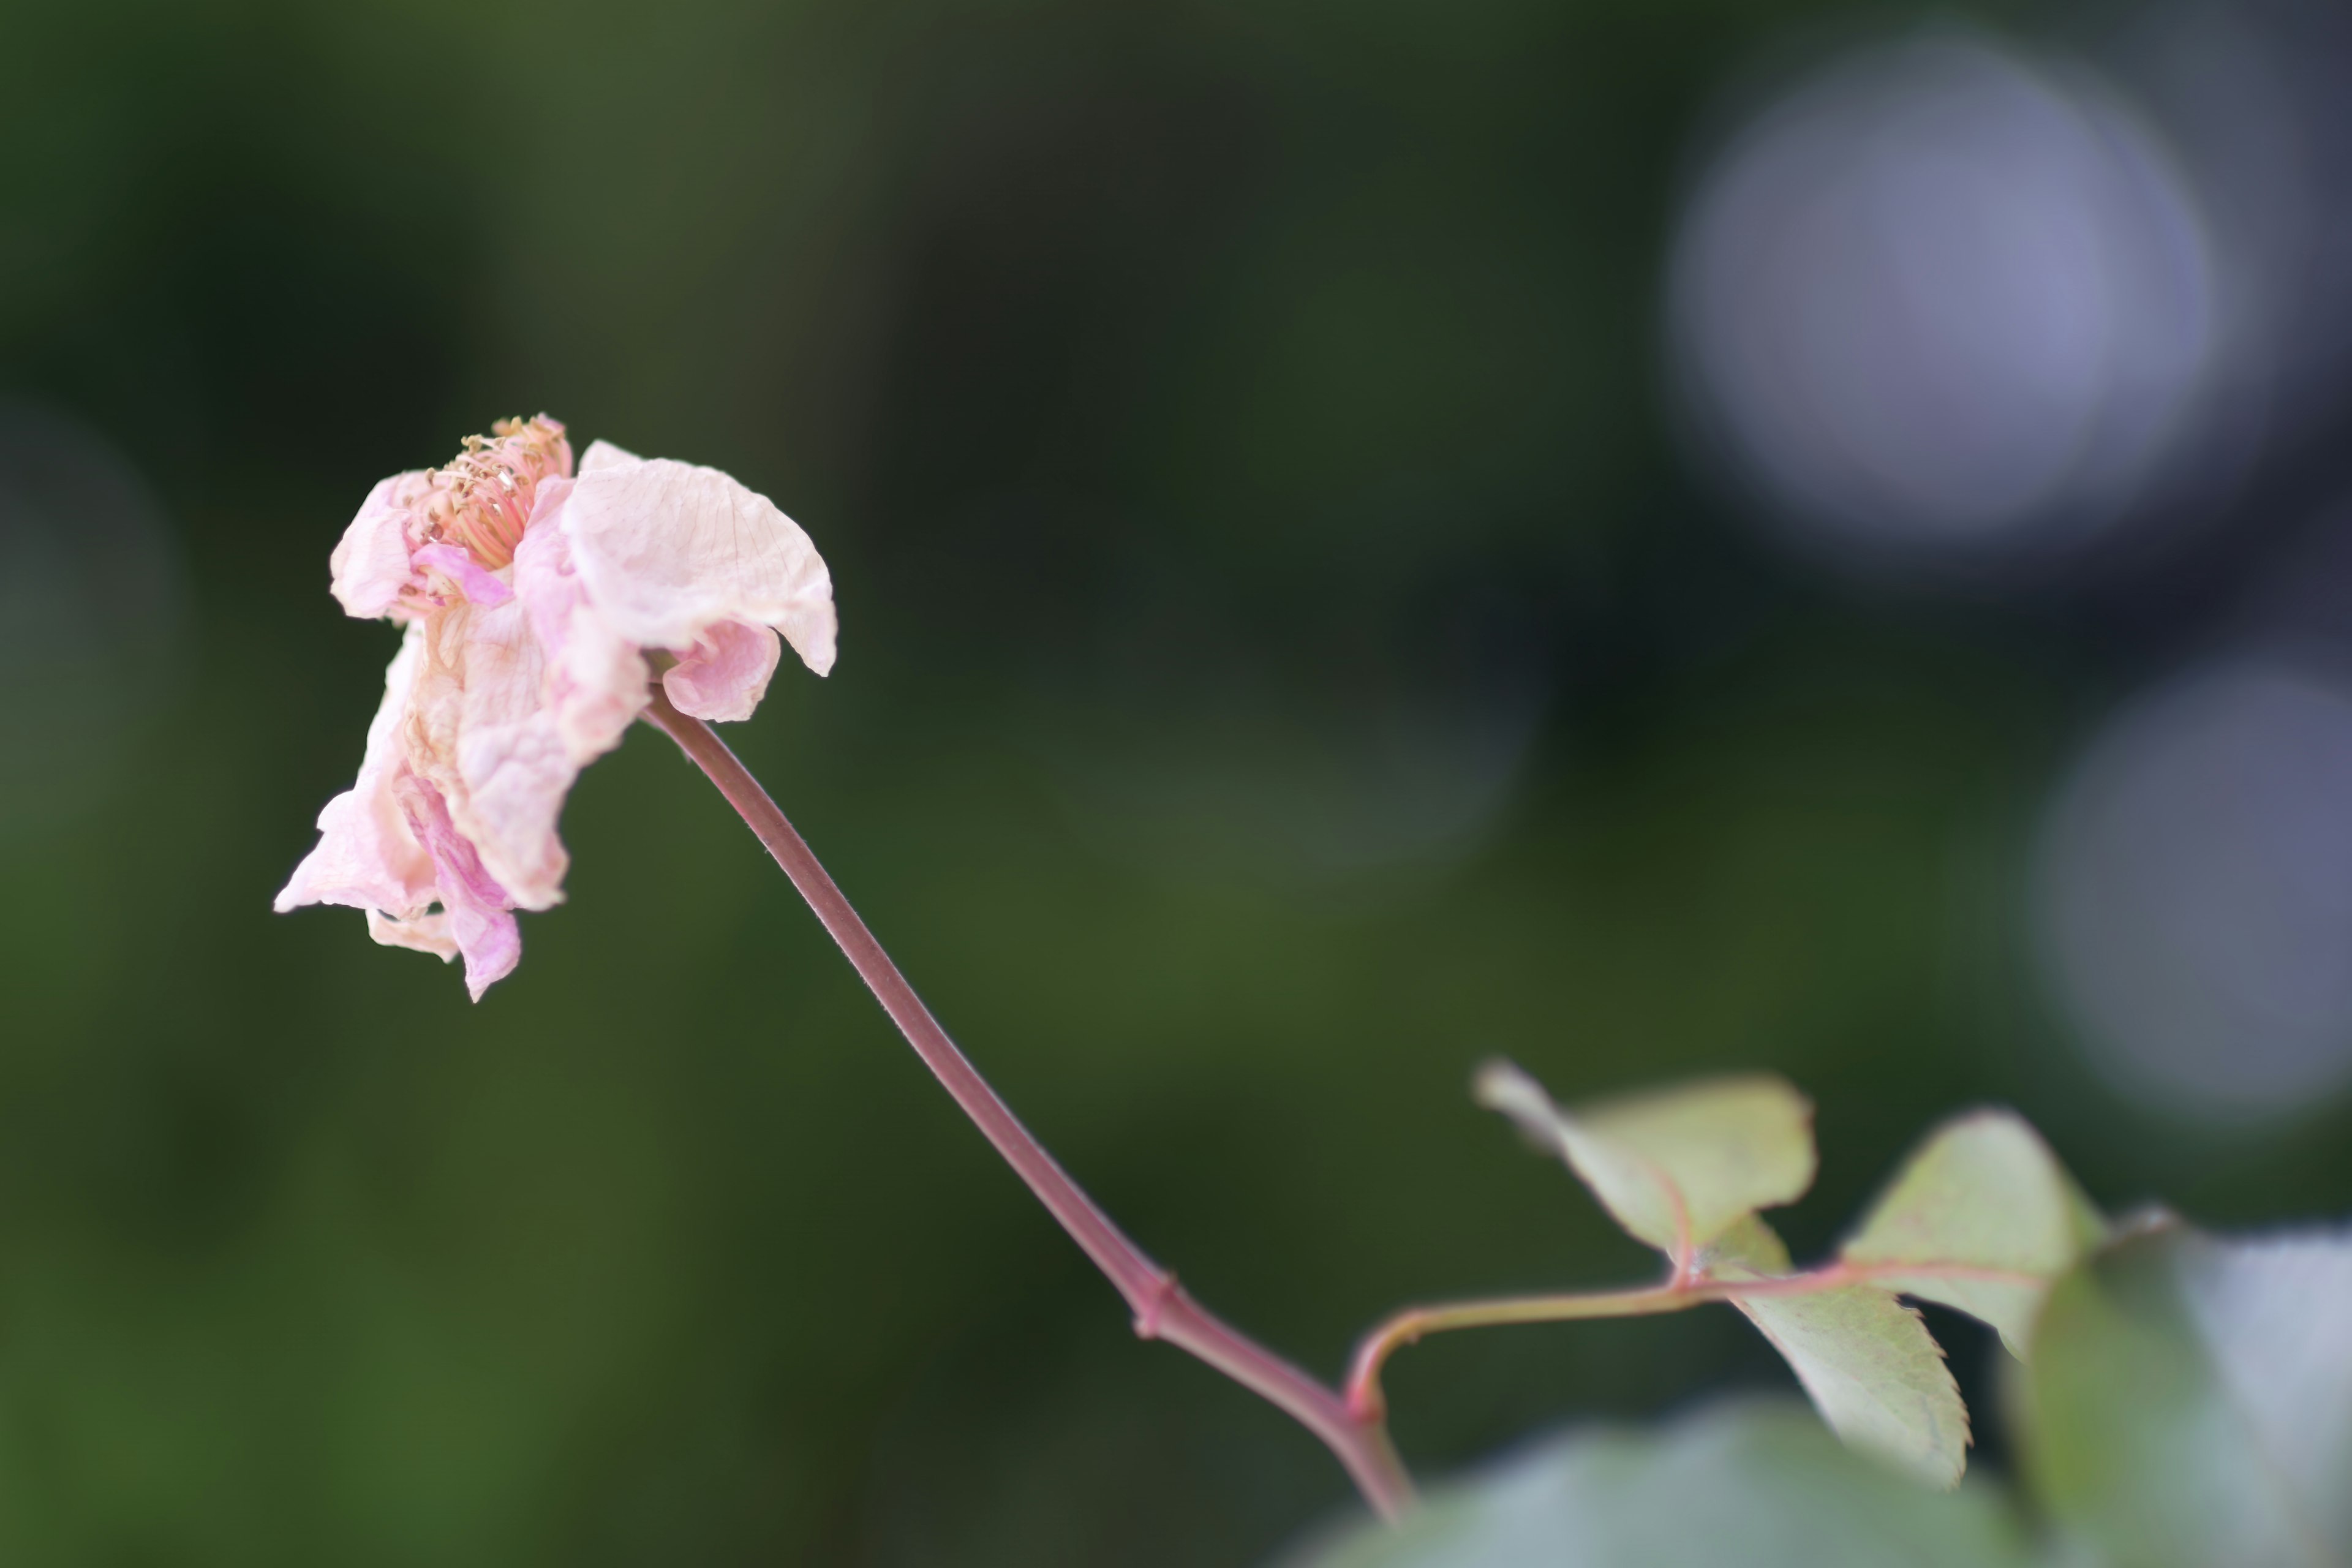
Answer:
[394,772,521,1000]
[402,597,575,911]
[366,907,459,961]
[330,470,432,620]
[512,478,652,764]
[276,625,440,918]
[664,619,782,722]
[412,541,514,607]
[580,440,640,473]
[559,451,836,679]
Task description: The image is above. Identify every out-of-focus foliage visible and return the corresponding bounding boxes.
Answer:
[1298,1219,2352,1566]
[4,0,2352,1561]
[1284,1401,2034,1568]
[2022,1219,2352,1567]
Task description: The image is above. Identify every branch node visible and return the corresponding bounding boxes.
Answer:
[1134,1270,1182,1340]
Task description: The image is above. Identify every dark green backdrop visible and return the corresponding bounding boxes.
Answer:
[2,0,2347,1562]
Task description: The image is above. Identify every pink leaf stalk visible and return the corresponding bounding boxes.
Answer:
[639,688,1415,1520]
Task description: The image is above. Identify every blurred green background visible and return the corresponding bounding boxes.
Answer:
[4,0,2351,1562]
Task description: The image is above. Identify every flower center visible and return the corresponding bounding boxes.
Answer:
[424,415,568,571]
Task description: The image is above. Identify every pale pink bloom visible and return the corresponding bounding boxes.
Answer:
[276,417,834,998]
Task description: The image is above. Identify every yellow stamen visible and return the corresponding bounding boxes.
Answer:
[423,415,568,571]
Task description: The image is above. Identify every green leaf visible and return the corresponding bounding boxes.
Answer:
[2019,1218,2352,1568]
[1279,1399,2031,1568]
[1705,1216,1971,1490]
[1840,1109,2105,1356]
[1474,1061,1816,1257]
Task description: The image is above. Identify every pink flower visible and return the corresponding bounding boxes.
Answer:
[276,417,835,998]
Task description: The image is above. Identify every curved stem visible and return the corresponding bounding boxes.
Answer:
[641,691,1415,1521]
[1348,1280,1697,1422]
[1344,1260,2051,1421]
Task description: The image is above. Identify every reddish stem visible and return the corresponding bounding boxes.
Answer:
[1343,1259,2054,1421]
[641,691,1415,1521]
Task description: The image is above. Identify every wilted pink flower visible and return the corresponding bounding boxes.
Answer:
[276,417,835,998]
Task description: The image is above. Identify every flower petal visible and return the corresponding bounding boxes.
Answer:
[580,439,641,472]
[276,625,441,919]
[512,479,652,764]
[402,598,576,912]
[559,453,836,678]
[393,771,521,1000]
[412,541,515,608]
[664,619,782,722]
[330,470,432,620]
[365,906,461,961]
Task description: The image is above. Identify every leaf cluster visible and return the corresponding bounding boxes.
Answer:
[1305,1066,2352,1567]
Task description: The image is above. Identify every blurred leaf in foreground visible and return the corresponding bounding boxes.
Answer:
[1280,1400,2029,1568]
[1706,1217,1969,1489]
[2020,1219,2352,1568]
[1474,1062,1816,1257]
[1841,1110,2106,1355]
